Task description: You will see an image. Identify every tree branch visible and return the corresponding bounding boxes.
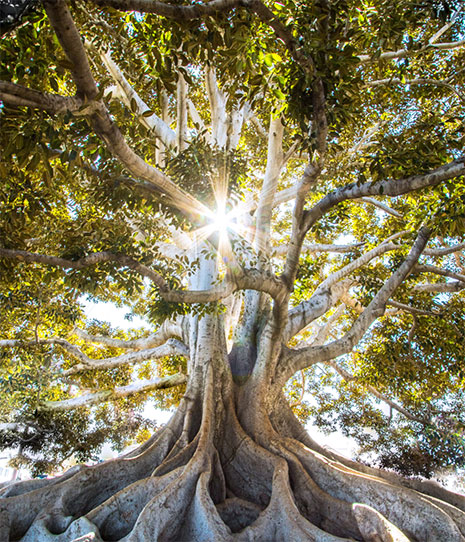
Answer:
[367,77,464,101]
[176,71,188,151]
[285,281,349,341]
[302,157,465,234]
[324,360,428,425]
[424,242,465,256]
[88,0,244,20]
[40,373,187,411]
[273,242,365,256]
[360,197,404,218]
[0,80,83,113]
[0,337,188,375]
[358,39,465,63]
[205,66,228,147]
[43,0,207,219]
[254,116,284,252]
[0,247,167,289]
[96,46,176,148]
[73,318,182,350]
[386,299,439,317]
[415,263,465,284]
[285,239,403,341]
[412,281,465,293]
[315,241,401,293]
[163,268,286,303]
[62,339,187,376]
[280,227,431,381]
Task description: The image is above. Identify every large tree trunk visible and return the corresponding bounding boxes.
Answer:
[1,314,465,541]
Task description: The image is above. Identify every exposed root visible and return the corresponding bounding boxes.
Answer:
[353,504,410,542]
[272,393,465,514]
[1,372,464,541]
[283,436,465,541]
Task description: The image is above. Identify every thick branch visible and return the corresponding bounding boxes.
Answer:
[316,241,401,293]
[176,71,188,151]
[281,227,431,381]
[413,281,465,293]
[88,0,243,20]
[74,319,182,350]
[43,0,206,218]
[97,47,176,148]
[285,281,349,341]
[302,158,465,234]
[415,263,465,283]
[0,80,83,113]
[40,373,187,411]
[0,337,187,375]
[205,67,227,147]
[424,242,465,256]
[285,240,402,341]
[254,116,284,252]
[62,339,187,376]
[0,248,167,289]
[163,268,286,303]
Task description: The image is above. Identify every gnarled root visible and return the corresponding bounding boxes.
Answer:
[1,375,464,541]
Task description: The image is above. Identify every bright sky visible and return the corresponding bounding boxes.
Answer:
[80,297,150,330]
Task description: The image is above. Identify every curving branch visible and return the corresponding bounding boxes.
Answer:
[367,77,464,101]
[280,227,431,382]
[430,39,465,51]
[95,46,176,148]
[285,281,349,341]
[89,0,316,75]
[62,338,187,376]
[302,157,465,234]
[386,299,439,317]
[315,241,401,294]
[413,280,465,293]
[40,372,187,411]
[163,268,286,304]
[0,337,188,375]
[285,238,405,341]
[428,10,461,45]
[415,263,465,284]
[74,319,182,350]
[358,39,465,63]
[424,242,465,256]
[0,80,83,113]
[88,0,244,20]
[0,247,167,289]
[42,0,206,219]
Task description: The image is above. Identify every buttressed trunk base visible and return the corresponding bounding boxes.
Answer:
[1,316,465,541]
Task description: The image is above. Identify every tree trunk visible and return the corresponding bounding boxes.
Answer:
[1,314,465,541]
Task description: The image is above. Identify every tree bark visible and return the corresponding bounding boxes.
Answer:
[1,313,464,542]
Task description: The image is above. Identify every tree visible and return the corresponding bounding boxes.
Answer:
[0,0,465,539]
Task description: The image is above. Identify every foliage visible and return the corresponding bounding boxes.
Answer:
[0,0,464,482]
